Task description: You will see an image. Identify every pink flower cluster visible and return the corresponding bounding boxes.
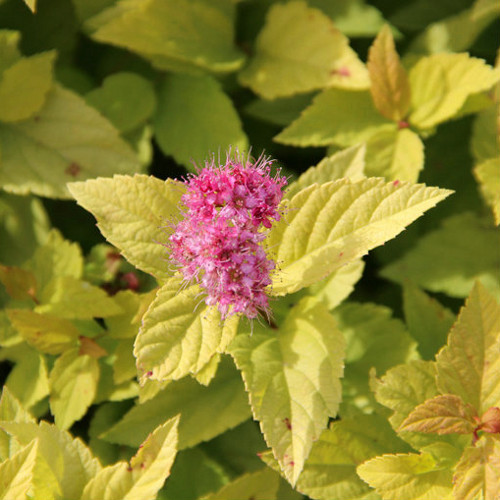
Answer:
[169,152,287,319]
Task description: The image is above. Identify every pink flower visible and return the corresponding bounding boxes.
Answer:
[169,151,287,319]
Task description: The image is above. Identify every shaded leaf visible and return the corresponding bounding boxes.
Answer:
[0,265,37,301]
[474,157,500,225]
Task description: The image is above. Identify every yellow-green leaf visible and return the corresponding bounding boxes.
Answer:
[436,282,500,414]
[230,297,345,485]
[268,178,452,295]
[6,309,79,354]
[154,74,248,169]
[453,435,500,500]
[367,25,411,122]
[275,88,392,147]
[474,157,500,225]
[238,1,368,99]
[49,349,100,430]
[68,175,184,284]
[81,416,179,500]
[409,53,500,130]
[471,106,500,163]
[102,357,250,450]
[0,85,141,199]
[399,394,478,435]
[357,452,453,500]
[364,128,424,182]
[0,51,55,123]
[134,276,239,383]
[0,439,38,500]
[285,144,366,200]
[203,468,280,500]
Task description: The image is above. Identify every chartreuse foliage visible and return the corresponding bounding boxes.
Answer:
[1,1,499,499]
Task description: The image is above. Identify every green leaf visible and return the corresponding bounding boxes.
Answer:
[285,144,366,200]
[91,0,244,73]
[81,416,179,500]
[193,353,221,386]
[381,213,500,299]
[113,338,136,384]
[86,72,157,133]
[0,420,101,500]
[0,344,49,409]
[471,106,500,163]
[102,356,250,449]
[408,53,500,130]
[0,85,141,198]
[49,348,100,430]
[203,467,280,500]
[403,283,456,360]
[268,178,452,295]
[398,394,478,434]
[26,229,83,294]
[474,158,500,225]
[309,259,365,310]
[356,452,453,500]
[0,439,38,500]
[238,1,369,99]
[0,30,22,76]
[436,282,500,414]
[367,25,411,122]
[0,51,55,123]
[135,276,239,383]
[6,309,79,354]
[275,88,392,147]
[0,264,37,301]
[68,175,184,284]
[262,413,409,500]
[229,297,345,485]
[35,276,123,319]
[364,128,424,182]
[453,435,500,500]
[154,73,247,169]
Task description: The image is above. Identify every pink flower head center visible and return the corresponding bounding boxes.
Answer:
[169,153,287,319]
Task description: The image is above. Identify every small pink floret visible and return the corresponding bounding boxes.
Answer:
[169,152,287,319]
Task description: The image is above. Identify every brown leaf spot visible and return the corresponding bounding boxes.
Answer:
[65,162,81,177]
[283,417,292,430]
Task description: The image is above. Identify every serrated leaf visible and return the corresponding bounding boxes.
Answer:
[230,297,345,485]
[309,259,365,310]
[203,467,280,500]
[91,0,244,73]
[238,1,368,99]
[193,353,221,386]
[436,282,500,414]
[154,73,247,169]
[102,356,250,449]
[0,344,49,409]
[6,309,79,354]
[357,452,453,500]
[474,158,500,225]
[82,416,179,500]
[275,88,392,147]
[0,51,54,123]
[0,439,38,500]
[262,413,410,500]
[86,72,156,134]
[68,175,184,283]
[134,276,239,383]
[268,177,452,295]
[49,348,100,430]
[0,264,37,301]
[453,435,500,500]
[36,276,123,319]
[0,420,101,499]
[403,283,456,360]
[364,128,424,182]
[399,394,478,434]
[0,85,141,198]
[285,144,366,199]
[381,213,500,299]
[409,53,500,130]
[367,25,410,121]
[26,229,83,294]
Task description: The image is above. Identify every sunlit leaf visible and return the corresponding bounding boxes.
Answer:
[474,157,500,225]
[230,297,345,485]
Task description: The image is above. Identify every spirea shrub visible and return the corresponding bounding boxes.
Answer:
[0,1,499,499]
